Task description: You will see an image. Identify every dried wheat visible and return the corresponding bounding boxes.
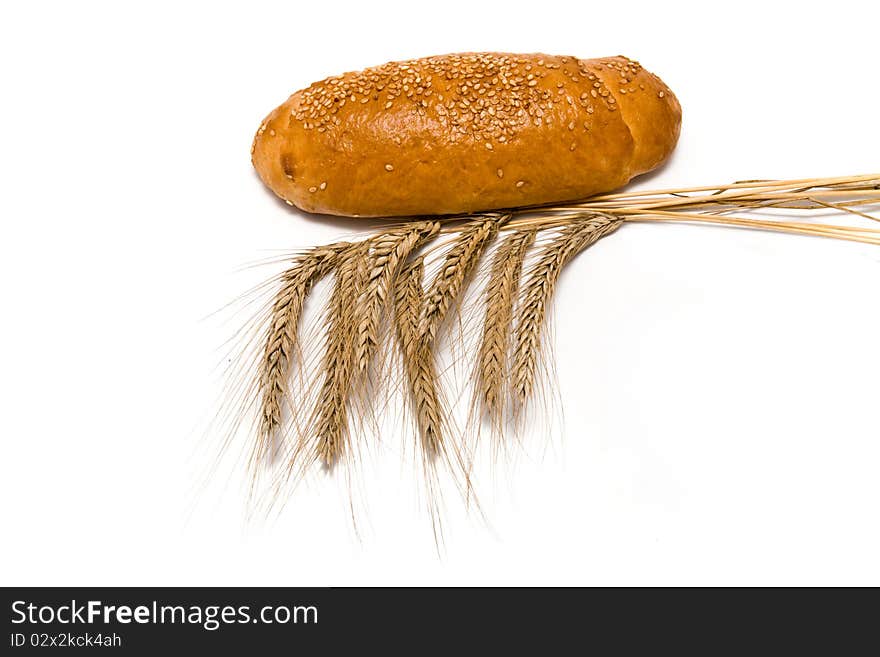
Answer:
[256,242,347,464]
[419,216,503,344]
[477,229,536,421]
[234,174,880,520]
[354,221,438,376]
[512,215,623,406]
[314,243,369,467]
[394,258,443,455]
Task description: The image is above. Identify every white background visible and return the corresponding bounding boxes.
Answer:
[1,0,878,586]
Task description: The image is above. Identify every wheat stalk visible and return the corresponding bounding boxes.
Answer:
[234,174,879,519]
[313,243,369,467]
[418,215,504,344]
[394,257,444,455]
[512,215,623,406]
[477,229,536,422]
[354,221,439,376]
[256,242,347,466]
[515,174,880,244]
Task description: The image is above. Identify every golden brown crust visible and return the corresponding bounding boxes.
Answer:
[251,52,681,217]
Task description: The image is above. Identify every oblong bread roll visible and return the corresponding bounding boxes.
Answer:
[252,52,681,217]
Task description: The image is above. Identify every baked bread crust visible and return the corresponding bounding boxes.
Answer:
[252,52,681,217]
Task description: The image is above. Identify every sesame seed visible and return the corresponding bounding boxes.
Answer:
[269,129,276,136]
[308,186,317,193]
[497,168,504,178]
[570,142,577,151]
[384,163,394,171]
[516,180,525,187]
[319,181,327,190]
[658,91,665,98]
[287,53,624,146]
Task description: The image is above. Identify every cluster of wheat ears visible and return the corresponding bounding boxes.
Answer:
[230,175,879,513]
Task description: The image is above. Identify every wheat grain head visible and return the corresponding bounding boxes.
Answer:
[313,242,370,468]
[394,257,445,456]
[512,215,622,407]
[418,215,503,344]
[354,221,439,376]
[477,229,536,424]
[255,242,348,469]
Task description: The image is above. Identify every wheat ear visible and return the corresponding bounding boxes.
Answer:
[256,242,347,466]
[418,215,503,344]
[512,215,623,406]
[354,221,439,376]
[394,257,444,455]
[477,229,536,422]
[313,243,369,468]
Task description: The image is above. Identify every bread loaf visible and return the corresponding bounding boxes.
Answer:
[252,52,681,217]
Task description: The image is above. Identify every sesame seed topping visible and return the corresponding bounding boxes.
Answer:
[384,163,394,171]
[516,180,525,187]
[287,53,636,148]
[658,91,665,98]
[497,168,504,178]
[308,186,317,193]
[319,181,327,190]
